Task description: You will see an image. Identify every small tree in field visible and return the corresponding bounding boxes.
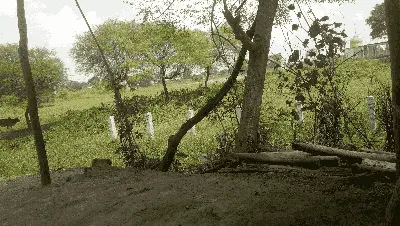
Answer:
[138,22,213,100]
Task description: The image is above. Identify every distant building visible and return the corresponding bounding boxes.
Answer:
[343,41,390,60]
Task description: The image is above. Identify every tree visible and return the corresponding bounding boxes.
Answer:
[74,0,139,167]
[366,3,387,40]
[71,20,213,99]
[384,0,400,225]
[350,36,363,48]
[267,53,284,70]
[70,19,140,88]
[16,0,51,186]
[139,22,213,99]
[129,0,355,170]
[158,23,255,171]
[0,43,67,128]
[222,0,279,153]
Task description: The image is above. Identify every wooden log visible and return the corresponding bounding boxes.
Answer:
[218,164,308,174]
[360,148,396,157]
[292,142,397,163]
[351,159,396,175]
[230,152,339,169]
[258,144,292,152]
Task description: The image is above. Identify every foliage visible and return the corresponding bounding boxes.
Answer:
[0,43,67,105]
[365,3,387,40]
[278,4,349,147]
[0,57,393,179]
[375,83,394,152]
[350,37,363,48]
[267,53,284,70]
[71,19,213,92]
[70,19,141,88]
[125,0,355,29]
[136,22,213,80]
[62,80,90,91]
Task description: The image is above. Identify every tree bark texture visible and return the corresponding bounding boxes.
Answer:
[75,0,138,166]
[205,65,210,88]
[292,142,397,163]
[385,176,400,226]
[157,24,256,172]
[160,65,169,100]
[25,104,31,129]
[230,151,339,169]
[234,0,279,153]
[17,0,51,186]
[384,0,400,176]
[384,0,400,225]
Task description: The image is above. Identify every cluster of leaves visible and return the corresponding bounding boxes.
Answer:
[0,43,67,106]
[70,19,213,89]
[375,84,394,152]
[365,3,387,40]
[278,4,349,147]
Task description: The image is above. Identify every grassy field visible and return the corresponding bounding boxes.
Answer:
[0,77,232,180]
[0,59,393,180]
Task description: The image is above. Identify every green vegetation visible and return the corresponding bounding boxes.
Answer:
[0,58,393,180]
[0,43,67,105]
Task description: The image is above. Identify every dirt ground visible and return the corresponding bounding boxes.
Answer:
[0,165,395,226]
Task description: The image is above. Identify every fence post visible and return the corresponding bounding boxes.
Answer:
[296,101,304,126]
[367,96,376,131]
[188,108,195,135]
[108,116,118,140]
[235,106,242,123]
[146,112,154,138]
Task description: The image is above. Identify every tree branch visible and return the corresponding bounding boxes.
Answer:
[223,0,255,51]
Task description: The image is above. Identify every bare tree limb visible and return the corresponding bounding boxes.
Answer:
[222,0,255,50]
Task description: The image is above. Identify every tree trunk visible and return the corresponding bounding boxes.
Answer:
[384,0,400,225]
[385,176,400,226]
[234,0,279,153]
[17,0,51,186]
[385,0,400,176]
[157,24,256,172]
[205,65,210,88]
[292,142,396,163]
[25,104,31,130]
[160,65,169,100]
[74,0,138,167]
[230,151,339,169]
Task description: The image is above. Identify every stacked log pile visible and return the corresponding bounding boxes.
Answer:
[220,142,396,181]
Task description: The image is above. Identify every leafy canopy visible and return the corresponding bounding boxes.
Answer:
[0,43,67,104]
[71,19,213,85]
[365,3,386,40]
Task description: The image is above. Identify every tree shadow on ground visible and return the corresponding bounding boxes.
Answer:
[0,122,56,140]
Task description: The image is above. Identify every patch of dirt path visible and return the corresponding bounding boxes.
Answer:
[0,166,394,226]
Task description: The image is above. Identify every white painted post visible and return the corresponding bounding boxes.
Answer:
[188,108,195,135]
[235,106,242,123]
[296,101,304,126]
[108,116,118,140]
[367,96,376,131]
[146,112,154,138]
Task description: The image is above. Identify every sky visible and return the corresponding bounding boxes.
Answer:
[0,0,385,82]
